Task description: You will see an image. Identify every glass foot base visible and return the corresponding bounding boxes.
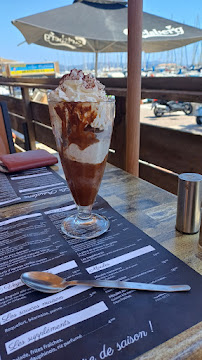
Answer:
[61,213,110,240]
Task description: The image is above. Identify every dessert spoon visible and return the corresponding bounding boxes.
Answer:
[21,271,191,294]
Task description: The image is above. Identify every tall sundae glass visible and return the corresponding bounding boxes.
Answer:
[48,69,115,239]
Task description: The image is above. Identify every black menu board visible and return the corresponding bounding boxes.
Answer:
[0,167,69,207]
[0,196,201,360]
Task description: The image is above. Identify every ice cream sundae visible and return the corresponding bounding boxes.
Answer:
[48,69,115,239]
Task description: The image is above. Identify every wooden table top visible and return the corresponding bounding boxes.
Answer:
[1,162,202,360]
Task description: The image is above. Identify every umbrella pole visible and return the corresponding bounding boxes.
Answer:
[95,52,98,77]
[126,0,143,176]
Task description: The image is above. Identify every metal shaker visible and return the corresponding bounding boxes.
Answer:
[176,173,202,234]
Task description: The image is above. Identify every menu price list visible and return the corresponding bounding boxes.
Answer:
[0,167,69,207]
[0,196,202,360]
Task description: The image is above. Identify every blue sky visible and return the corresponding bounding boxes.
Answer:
[1,0,201,69]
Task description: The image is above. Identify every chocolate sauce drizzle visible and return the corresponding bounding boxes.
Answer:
[55,102,99,150]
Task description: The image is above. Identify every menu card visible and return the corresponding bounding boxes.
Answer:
[0,196,201,360]
[0,167,69,207]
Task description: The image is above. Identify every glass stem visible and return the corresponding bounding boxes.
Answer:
[77,205,92,220]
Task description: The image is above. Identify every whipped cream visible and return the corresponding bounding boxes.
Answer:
[49,69,107,102]
[48,69,114,132]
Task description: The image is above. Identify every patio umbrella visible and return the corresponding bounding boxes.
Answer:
[12,0,202,74]
[11,0,202,177]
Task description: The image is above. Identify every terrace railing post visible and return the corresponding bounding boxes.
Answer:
[126,0,143,176]
[21,87,36,150]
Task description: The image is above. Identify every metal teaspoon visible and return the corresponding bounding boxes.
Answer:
[20,271,191,293]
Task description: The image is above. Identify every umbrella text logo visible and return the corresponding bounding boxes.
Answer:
[142,25,184,38]
[44,32,86,49]
[123,25,184,38]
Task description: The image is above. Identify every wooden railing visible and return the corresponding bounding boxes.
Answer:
[0,76,201,195]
